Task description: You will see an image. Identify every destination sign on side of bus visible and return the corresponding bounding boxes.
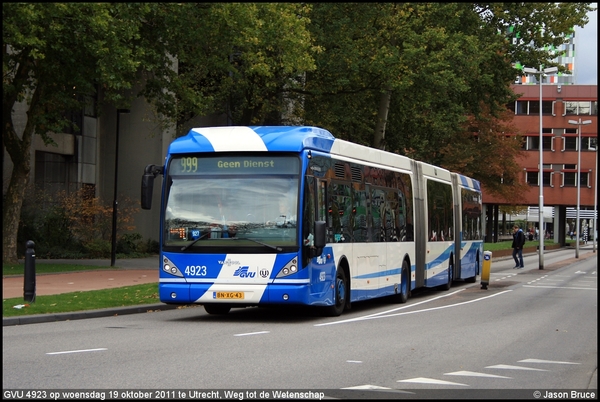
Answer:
[169,155,300,175]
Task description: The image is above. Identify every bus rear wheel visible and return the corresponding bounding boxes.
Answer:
[440,263,453,291]
[392,260,410,303]
[204,304,231,315]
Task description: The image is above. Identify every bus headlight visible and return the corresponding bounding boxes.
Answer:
[276,258,299,278]
[162,256,184,277]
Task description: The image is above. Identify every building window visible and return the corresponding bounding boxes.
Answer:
[562,171,590,187]
[564,136,577,151]
[563,172,576,186]
[580,172,590,187]
[526,171,551,186]
[515,101,527,114]
[515,100,555,115]
[84,94,97,117]
[527,136,553,150]
[61,109,82,135]
[584,137,597,151]
[34,151,78,207]
[526,171,538,185]
[563,101,596,116]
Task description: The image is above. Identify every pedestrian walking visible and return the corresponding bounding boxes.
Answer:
[511,224,525,269]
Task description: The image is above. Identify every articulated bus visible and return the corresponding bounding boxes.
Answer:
[141,126,483,316]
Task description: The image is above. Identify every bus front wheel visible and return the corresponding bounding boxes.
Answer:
[324,267,347,317]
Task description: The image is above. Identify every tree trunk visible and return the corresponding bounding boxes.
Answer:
[2,161,30,263]
[3,92,36,263]
[374,85,392,150]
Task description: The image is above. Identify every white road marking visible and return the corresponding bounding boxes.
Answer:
[316,290,512,327]
[233,331,270,336]
[47,348,107,355]
[398,377,468,386]
[485,364,548,371]
[342,385,392,390]
[518,358,580,365]
[444,370,511,378]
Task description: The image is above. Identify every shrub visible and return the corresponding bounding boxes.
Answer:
[18,186,139,259]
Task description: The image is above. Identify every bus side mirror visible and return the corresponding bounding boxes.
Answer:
[141,164,163,210]
[312,220,326,256]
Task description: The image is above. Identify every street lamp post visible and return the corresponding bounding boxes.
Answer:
[523,65,558,270]
[568,118,592,259]
[111,109,130,267]
[594,143,598,254]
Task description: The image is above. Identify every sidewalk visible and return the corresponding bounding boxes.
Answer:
[3,256,160,299]
[3,246,597,326]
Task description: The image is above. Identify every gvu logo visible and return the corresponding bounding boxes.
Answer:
[233,266,255,278]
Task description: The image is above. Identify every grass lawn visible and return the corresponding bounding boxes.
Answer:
[3,283,159,317]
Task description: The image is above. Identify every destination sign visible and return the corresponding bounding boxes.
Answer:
[168,156,299,175]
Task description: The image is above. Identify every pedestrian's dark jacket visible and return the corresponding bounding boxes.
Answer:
[511,229,525,249]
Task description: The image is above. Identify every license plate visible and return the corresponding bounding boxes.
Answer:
[215,291,244,299]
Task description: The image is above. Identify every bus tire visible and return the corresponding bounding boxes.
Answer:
[324,267,347,317]
[392,260,410,303]
[204,304,231,315]
[440,262,453,291]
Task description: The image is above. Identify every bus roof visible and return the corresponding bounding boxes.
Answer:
[168,125,480,190]
[169,126,335,154]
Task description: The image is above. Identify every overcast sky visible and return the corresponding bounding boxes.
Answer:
[575,5,597,84]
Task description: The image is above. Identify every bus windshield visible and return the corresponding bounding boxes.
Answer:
[163,155,300,250]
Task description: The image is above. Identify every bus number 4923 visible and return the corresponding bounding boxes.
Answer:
[185,265,207,276]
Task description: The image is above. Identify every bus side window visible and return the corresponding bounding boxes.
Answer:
[303,177,316,246]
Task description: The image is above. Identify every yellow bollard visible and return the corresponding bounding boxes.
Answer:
[480,251,492,290]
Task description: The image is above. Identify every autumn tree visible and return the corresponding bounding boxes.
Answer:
[300,2,594,195]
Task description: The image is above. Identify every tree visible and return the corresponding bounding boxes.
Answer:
[2,3,167,263]
[3,3,317,262]
[144,3,318,129]
[299,2,594,196]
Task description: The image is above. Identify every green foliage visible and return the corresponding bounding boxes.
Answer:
[83,239,111,259]
[299,2,593,199]
[17,188,153,259]
[117,232,143,254]
[17,188,83,258]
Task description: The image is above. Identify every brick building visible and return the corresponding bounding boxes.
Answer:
[483,84,598,243]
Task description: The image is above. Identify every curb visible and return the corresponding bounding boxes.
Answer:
[3,303,180,327]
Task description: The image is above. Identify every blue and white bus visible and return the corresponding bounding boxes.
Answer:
[141,126,483,316]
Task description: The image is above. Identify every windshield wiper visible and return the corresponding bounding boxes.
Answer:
[233,237,282,251]
[180,232,211,251]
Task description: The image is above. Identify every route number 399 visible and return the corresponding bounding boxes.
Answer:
[185,265,207,276]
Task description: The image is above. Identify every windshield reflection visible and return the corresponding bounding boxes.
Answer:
[164,176,298,248]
